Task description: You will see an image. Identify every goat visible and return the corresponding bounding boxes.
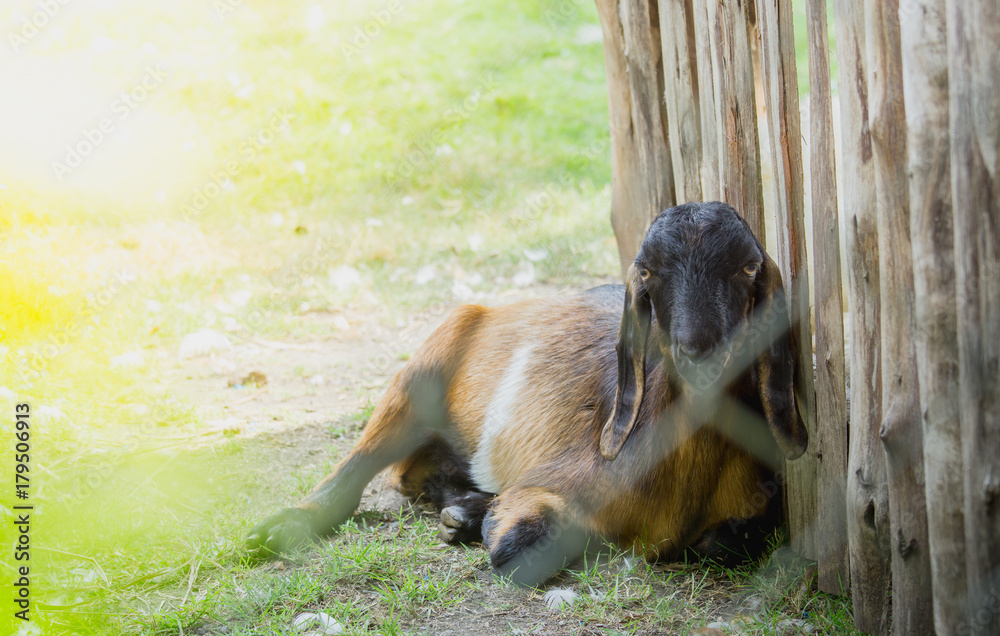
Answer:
[246,201,809,585]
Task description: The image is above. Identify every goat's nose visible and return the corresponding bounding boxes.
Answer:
[675,326,717,362]
[678,343,711,363]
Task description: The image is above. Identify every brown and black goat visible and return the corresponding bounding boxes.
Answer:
[246,201,809,585]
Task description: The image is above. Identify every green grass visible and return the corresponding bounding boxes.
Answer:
[0,0,613,631]
[0,0,614,496]
[0,0,854,633]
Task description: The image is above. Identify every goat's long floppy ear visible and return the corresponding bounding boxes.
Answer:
[600,263,652,460]
[752,253,808,459]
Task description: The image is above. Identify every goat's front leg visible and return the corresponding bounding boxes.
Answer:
[246,366,449,559]
[482,487,592,586]
[437,489,494,544]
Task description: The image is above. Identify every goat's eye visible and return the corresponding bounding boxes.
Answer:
[637,267,651,281]
[743,263,760,277]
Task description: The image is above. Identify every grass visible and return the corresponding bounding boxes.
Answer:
[0,0,855,633]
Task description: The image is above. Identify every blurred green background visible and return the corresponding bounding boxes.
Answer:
[1,0,617,632]
[0,0,838,633]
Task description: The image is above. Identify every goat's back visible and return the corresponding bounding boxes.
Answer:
[403,284,775,558]
[422,286,624,493]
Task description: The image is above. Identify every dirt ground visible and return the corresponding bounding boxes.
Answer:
[155,279,818,636]
[162,282,623,632]
[164,283,583,440]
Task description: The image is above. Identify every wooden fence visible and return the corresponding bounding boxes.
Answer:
[594,0,999,632]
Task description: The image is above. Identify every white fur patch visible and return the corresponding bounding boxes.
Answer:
[470,343,535,493]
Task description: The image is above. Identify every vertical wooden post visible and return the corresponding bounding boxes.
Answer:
[692,0,723,201]
[832,0,891,631]
[900,0,968,632]
[865,0,933,630]
[805,0,849,595]
[659,0,702,204]
[754,0,816,561]
[947,0,1000,630]
[596,0,676,275]
[713,0,765,240]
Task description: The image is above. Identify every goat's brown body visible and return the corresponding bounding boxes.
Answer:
[308,286,776,572]
[247,203,804,585]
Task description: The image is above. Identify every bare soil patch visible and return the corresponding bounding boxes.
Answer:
[154,281,823,636]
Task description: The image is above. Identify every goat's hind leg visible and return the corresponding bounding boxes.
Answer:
[246,366,449,559]
[438,490,493,544]
[482,487,592,586]
[391,439,494,545]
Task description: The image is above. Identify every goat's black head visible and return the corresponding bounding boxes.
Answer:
[600,201,808,462]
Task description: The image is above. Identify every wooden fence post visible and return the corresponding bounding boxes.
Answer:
[832,0,891,631]
[754,0,817,562]
[805,0,849,595]
[595,0,676,275]
[900,0,968,632]
[865,0,934,630]
[690,0,721,200]
[947,0,1000,630]
[659,0,702,204]
[713,0,765,239]
[603,0,1000,629]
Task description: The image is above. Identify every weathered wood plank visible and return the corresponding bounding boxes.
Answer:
[659,0,702,204]
[947,0,1000,631]
[900,0,967,632]
[832,0,891,631]
[713,0,764,240]
[693,0,723,200]
[805,0,849,595]
[596,0,676,275]
[754,0,817,562]
[864,0,933,630]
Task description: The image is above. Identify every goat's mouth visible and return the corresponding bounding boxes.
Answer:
[671,342,734,392]
[671,318,758,393]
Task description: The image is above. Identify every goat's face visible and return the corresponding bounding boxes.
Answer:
[636,202,763,383]
[600,202,808,462]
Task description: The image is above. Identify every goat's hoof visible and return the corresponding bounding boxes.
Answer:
[437,522,457,543]
[441,505,468,528]
[245,507,315,560]
[437,505,469,544]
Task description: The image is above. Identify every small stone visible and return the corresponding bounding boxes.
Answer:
[776,618,814,634]
[292,611,344,635]
[329,266,362,291]
[415,265,436,285]
[111,351,145,368]
[542,588,578,610]
[179,329,232,358]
